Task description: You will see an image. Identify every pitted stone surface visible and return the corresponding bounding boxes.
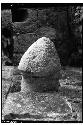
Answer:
[18,37,61,77]
[2,92,72,120]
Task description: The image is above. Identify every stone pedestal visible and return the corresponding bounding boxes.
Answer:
[2,92,72,121]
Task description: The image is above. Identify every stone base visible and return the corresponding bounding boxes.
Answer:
[2,92,72,121]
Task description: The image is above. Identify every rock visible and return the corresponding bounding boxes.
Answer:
[18,37,61,92]
[12,20,39,34]
[18,37,61,77]
[12,8,38,34]
[2,92,72,121]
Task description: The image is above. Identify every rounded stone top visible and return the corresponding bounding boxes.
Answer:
[18,37,61,76]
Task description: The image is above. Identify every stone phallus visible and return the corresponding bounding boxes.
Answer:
[18,37,61,92]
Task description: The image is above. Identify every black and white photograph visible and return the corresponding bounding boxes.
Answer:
[1,3,82,122]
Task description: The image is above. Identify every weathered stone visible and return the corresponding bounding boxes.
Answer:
[18,37,61,92]
[12,20,39,34]
[2,66,13,79]
[18,37,61,76]
[37,9,47,25]
[12,8,38,34]
[2,92,72,121]
[27,9,37,20]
